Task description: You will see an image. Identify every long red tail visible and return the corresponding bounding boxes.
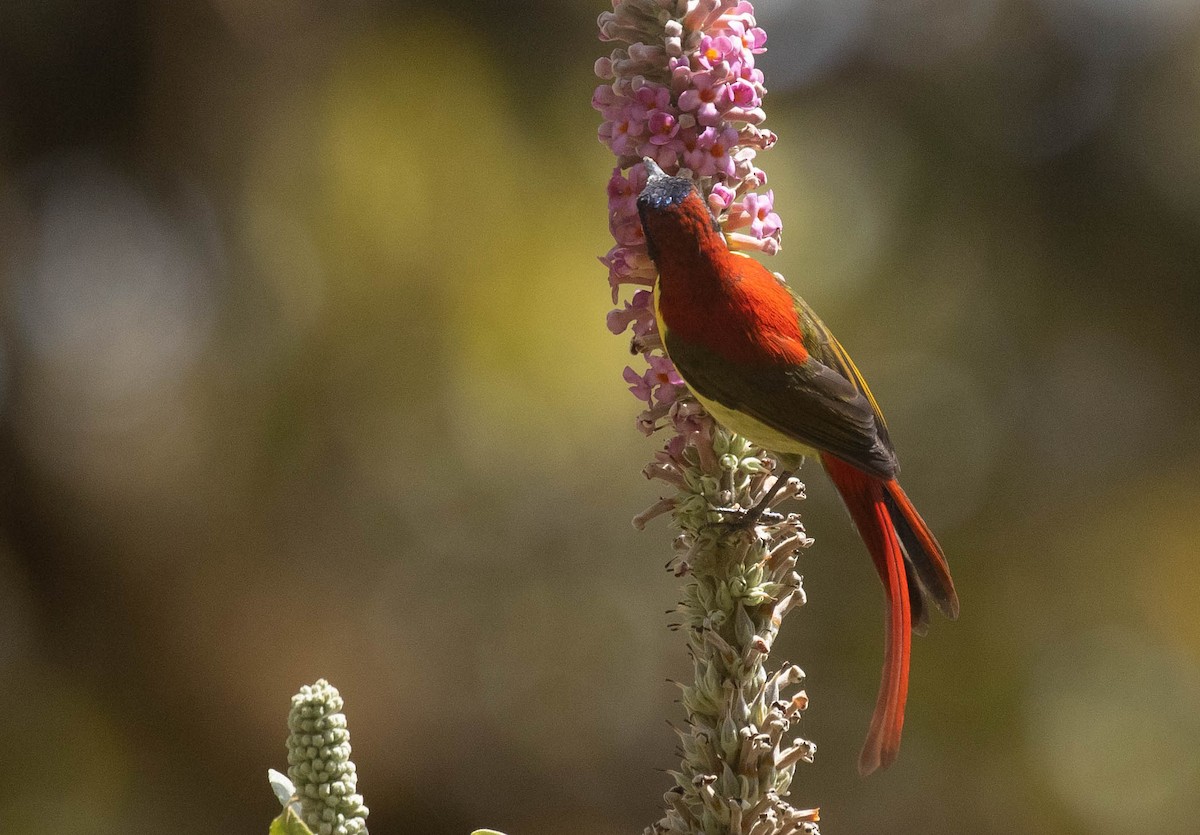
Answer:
[820,453,958,775]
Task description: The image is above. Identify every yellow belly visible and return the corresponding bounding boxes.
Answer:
[690,389,816,458]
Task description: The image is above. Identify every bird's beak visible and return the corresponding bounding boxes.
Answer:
[642,157,667,179]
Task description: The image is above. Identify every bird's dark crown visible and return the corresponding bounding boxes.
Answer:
[637,173,696,212]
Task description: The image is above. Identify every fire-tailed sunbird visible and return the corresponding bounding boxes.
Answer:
[636,158,960,775]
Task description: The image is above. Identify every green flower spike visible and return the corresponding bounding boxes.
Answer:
[286,679,369,835]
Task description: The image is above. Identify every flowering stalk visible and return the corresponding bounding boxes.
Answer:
[285,679,370,835]
[594,2,819,833]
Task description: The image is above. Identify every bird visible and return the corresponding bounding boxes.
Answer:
[636,157,959,775]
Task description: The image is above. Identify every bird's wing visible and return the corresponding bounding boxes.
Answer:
[790,288,895,454]
[663,309,898,479]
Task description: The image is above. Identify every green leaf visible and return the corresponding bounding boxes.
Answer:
[267,769,295,808]
[270,807,315,835]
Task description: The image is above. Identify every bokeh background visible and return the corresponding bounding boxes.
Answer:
[2,1,1199,833]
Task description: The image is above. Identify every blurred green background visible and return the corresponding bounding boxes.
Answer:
[2,1,1199,833]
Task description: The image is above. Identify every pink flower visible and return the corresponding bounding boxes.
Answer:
[609,209,644,247]
[677,70,728,127]
[606,166,638,213]
[624,354,686,408]
[624,365,653,402]
[629,304,659,340]
[645,353,685,404]
[592,83,620,115]
[736,63,765,87]
[600,245,655,301]
[646,109,680,145]
[668,397,709,436]
[722,3,765,45]
[608,114,645,157]
[742,190,781,239]
[723,14,768,55]
[636,404,668,436]
[726,78,759,109]
[607,289,657,336]
[607,166,646,222]
[631,82,671,119]
[709,182,737,212]
[685,125,739,178]
[696,33,739,70]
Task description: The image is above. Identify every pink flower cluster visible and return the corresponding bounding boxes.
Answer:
[594,0,781,436]
[595,4,768,177]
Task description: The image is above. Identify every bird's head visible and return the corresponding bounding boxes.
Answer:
[636,158,723,265]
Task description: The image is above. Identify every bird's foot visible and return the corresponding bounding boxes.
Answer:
[711,504,787,527]
[719,468,798,528]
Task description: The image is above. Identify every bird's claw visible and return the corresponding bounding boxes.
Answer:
[712,505,787,527]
